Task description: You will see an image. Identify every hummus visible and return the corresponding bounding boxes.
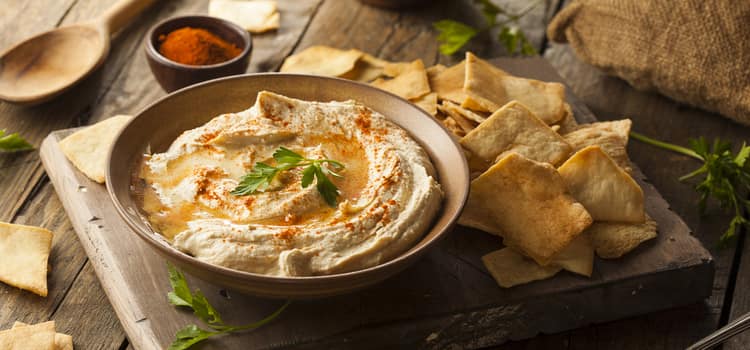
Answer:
[139,91,443,276]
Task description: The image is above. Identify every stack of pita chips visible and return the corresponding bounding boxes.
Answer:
[0,321,73,350]
[279,48,659,288]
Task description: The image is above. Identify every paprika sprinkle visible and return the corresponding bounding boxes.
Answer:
[158,27,242,66]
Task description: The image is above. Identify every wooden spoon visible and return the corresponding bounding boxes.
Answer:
[0,0,155,105]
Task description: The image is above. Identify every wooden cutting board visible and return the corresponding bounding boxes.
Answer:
[40,58,713,350]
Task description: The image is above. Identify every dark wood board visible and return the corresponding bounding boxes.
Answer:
[40,57,714,350]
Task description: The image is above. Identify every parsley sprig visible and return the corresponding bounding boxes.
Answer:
[433,0,540,56]
[167,264,290,350]
[0,129,33,152]
[231,147,344,207]
[631,132,750,245]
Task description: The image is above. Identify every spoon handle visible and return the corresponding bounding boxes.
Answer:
[98,0,156,35]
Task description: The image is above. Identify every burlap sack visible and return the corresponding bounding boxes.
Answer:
[548,1,750,126]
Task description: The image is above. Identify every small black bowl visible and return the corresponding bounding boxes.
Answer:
[145,15,252,92]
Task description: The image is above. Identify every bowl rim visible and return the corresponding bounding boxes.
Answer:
[145,15,252,70]
[106,73,470,284]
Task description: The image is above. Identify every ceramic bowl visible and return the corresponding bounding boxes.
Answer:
[106,74,469,299]
[145,15,252,92]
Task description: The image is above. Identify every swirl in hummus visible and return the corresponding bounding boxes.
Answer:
[139,91,443,276]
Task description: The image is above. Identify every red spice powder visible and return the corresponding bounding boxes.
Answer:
[158,27,242,66]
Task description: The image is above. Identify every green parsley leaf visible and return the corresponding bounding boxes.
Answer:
[232,147,345,207]
[314,164,340,207]
[273,146,305,166]
[433,20,479,56]
[167,264,193,307]
[230,162,279,195]
[631,132,750,245]
[166,265,291,349]
[0,130,33,152]
[168,325,218,350]
[191,290,223,326]
[301,165,315,188]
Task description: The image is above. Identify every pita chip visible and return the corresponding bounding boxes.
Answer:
[340,54,388,82]
[12,322,73,350]
[209,0,280,33]
[548,233,594,277]
[482,248,562,288]
[460,101,572,172]
[588,215,658,259]
[441,100,487,124]
[463,52,566,124]
[563,119,633,172]
[280,46,363,76]
[442,117,466,138]
[458,153,593,265]
[59,115,132,183]
[411,92,438,116]
[558,146,645,223]
[554,103,580,134]
[438,101,478,134]
[371,59,430,100]
[426,64,447,79]
[0,321,55,350]
[430,60,466,103]
[0,222,53,297]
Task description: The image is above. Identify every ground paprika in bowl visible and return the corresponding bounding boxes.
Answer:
[145,16,252,92]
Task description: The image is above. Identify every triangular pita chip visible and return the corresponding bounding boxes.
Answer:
[0,320,55,350]
[458,153,593,265]
[430,60,466,103]
[548,233,594,277]
[588,214,658,259]
[371,59,430,100]
[209,0,280,33]
[441,100,487,124]
[426,64,447,79]
[411,92,438,116]
[482,247,562,288]
[340,54,388,82]
[558,146,645,223]
[554,103,580,134]
[438,101,478,134]
[280,46,363,76]
[563,119,633,173]
[463,52,566,124]
[460,101,572,172]
[13,322,73,350]
[0,222,53,296]
[59,115,132,183]
[442,117,466,138]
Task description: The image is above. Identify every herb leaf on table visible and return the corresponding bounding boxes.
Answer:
[231,147,345,207]
[631,132,750,245]
[166,264,291,350]
[0,130,33,152]
[433,0,540,56]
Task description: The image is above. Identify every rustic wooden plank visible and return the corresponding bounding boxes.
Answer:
[0,0,77,49]
[50,263,126,350]
[293,0,560,67]
[0,181,86,328]
[40,57,712,350]
[724,232,750,349]
[536,42,750,349]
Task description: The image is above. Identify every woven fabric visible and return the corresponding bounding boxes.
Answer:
[548,0,750,125]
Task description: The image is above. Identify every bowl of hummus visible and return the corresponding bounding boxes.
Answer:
[107,74,469,298]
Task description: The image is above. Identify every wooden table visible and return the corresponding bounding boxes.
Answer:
[1,0,748,349]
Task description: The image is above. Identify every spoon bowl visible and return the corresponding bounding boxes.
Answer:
[0,25,107,104]
[0,0,154,105]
